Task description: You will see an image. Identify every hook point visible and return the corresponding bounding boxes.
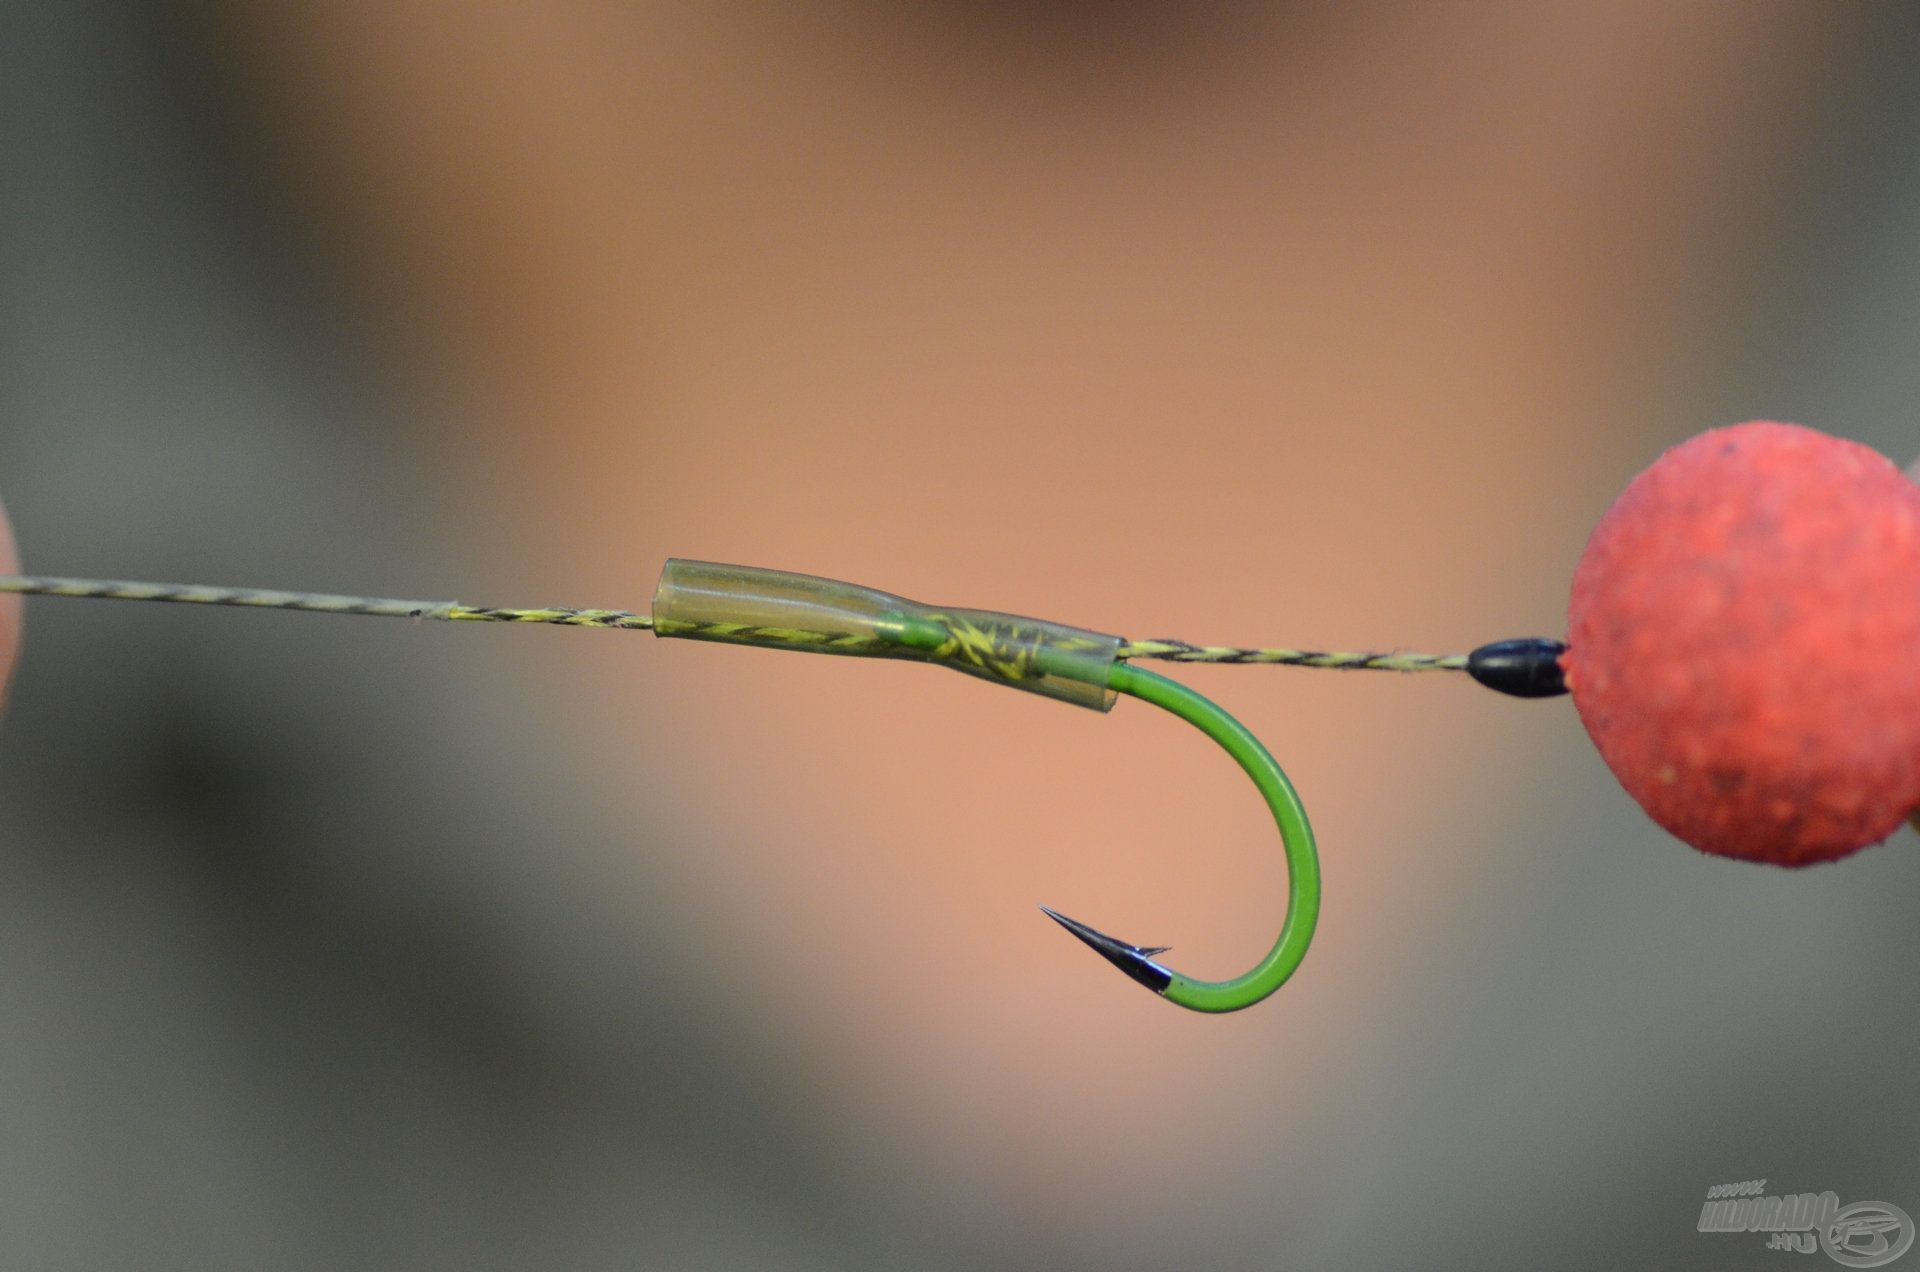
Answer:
[1038,905,1173,994]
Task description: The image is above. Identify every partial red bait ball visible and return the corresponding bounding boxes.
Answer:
[1563,421,1920,865]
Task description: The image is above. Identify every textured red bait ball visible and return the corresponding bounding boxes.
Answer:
[1563,421,1920,865]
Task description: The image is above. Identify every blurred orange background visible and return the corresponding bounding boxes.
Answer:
[6,4,1918,1268]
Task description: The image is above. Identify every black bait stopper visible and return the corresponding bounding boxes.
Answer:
[1467,638,1569,698]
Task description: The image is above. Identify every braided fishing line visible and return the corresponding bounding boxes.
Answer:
[0,559,1576,1012]
[0,574,1504,676]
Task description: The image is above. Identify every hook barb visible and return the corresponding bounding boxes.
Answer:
[1038,906,1173,993]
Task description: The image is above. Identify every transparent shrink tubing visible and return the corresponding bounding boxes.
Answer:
[650,558,1120,711]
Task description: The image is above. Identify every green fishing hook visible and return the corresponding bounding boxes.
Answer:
[1045,661,1321,1012]
[0,558,1565,1014]
[875,601,1320,1010]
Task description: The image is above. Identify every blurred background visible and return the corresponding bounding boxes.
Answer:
[5,3,1920,1268]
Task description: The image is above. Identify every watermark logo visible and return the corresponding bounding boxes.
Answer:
[1699,1180,1914,1267]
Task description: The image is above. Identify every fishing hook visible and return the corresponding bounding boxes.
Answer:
[1041,660,1320,1012]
